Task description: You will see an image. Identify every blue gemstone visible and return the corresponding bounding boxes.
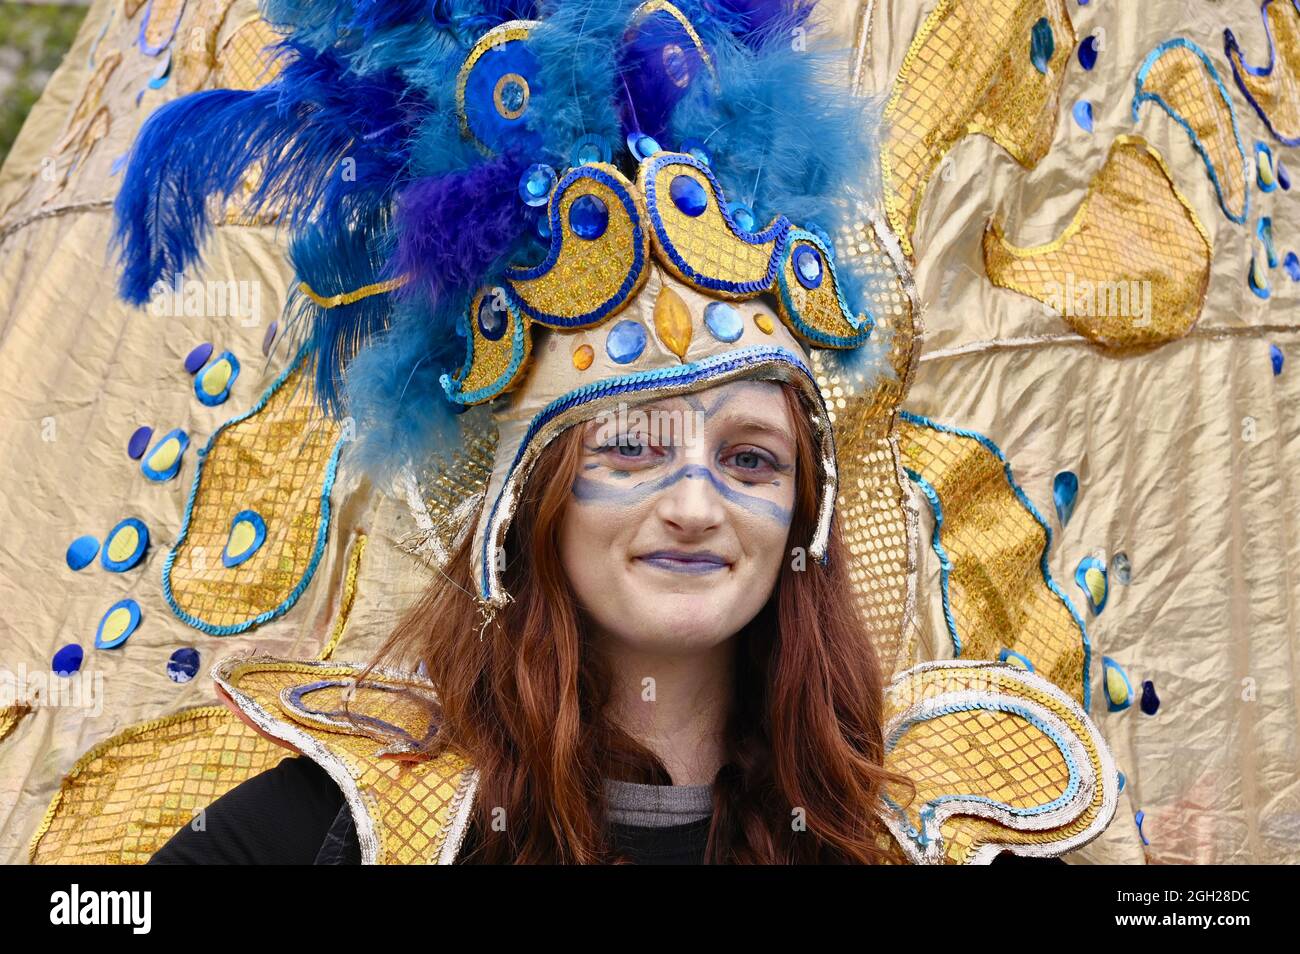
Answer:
[1140,680,1160,716]
[606,320,647,364]
[1279,160,1291,190]
[477,295,508,341]
[1072,100,1093,133]
[184,342,213,375]
[569,194,609,240]
[670,175,708,217]
[168,647,201,683]
[127,425,152,460]
[1030,17,1054,74]
[66,535,100,571]
[680,137,711,165]
[499,79,526,114]
[792,244,823,289]
[536,212,552,240]
[626,131,661,161]
[704,301,743,343]
[52,643,83,676]
[571,134,610,166]
[728,202,756,232]
[1078,35,1099,71]
[1053,471,1079,526]
[1110,551,1132,584]
[1271,343,1285,375]
[1117,771,1126,793]
[518,163,556,207]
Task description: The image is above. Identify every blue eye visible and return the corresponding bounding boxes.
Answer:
[724,446,779,476]
[595,435,658,463]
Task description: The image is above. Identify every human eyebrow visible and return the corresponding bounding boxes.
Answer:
[723,417,795,448]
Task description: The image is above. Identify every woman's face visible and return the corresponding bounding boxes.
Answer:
[558,379,797,654]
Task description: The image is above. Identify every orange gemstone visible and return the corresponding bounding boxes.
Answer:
[754,312,775,334]
[572,343,594,371]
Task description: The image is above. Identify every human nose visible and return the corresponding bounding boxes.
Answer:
[654,464,726,536]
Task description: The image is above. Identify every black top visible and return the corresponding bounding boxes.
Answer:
[149,755,1062,865]
[149,755,712,865]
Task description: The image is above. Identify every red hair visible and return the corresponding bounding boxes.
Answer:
[369,383,910,863]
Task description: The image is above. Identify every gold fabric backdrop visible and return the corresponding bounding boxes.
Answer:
[0,0,1295,864]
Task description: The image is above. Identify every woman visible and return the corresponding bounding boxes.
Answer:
[154,375,910,864]
[122,0,1116,865]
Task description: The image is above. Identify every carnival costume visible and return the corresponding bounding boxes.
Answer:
[21,0,1119,865]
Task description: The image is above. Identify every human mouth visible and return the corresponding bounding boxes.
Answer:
[635,550,731,575]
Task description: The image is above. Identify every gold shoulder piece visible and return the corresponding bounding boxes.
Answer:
[880,661,1118,864]
[213,653,478,865]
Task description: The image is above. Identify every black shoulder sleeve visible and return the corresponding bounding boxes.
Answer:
[149,755,346,865]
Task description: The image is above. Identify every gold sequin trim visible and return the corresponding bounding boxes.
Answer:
[299,276,406,309]
[317,532,368,661]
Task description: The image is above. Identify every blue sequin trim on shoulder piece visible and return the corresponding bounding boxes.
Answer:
[1133,38,1251,224]
[882,698,1084,849]
[899,410,1093,710]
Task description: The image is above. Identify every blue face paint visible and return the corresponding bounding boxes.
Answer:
[571,463,792,525]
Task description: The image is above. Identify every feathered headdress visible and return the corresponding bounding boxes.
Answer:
[113,0,894,605]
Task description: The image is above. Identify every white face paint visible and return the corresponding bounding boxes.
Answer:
[558,379,797,654]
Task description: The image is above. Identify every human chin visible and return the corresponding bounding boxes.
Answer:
[608,554,774,650]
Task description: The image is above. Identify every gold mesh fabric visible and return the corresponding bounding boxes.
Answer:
[643,160,779,295]
[173,0,240,94]
[1226,0,1300,143]
[165,357,343,633]
[412,420,498,563]
[216,657,475,865]
[56,52,120,153]
[508,166,650,325]
[882,0,1075,257]
[218,18,284,91]
[898,416,1087,704]
[983,135,1212,349]
[810,216,923,677]
[29,706,286,864]
[883,663,1113,864]
[1135,42,1249,221]
[142,0,187,51]
[0,704,31,746]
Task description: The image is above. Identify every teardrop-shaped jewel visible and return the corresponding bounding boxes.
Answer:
[1053,471,1079,526]
[1075,555,1108,615]
[1102,656,1133,711]
[1140,680,1160,716]
[653,286,693,360]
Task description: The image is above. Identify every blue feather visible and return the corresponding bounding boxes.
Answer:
[112,43,411,304]
[283,209,396,416]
